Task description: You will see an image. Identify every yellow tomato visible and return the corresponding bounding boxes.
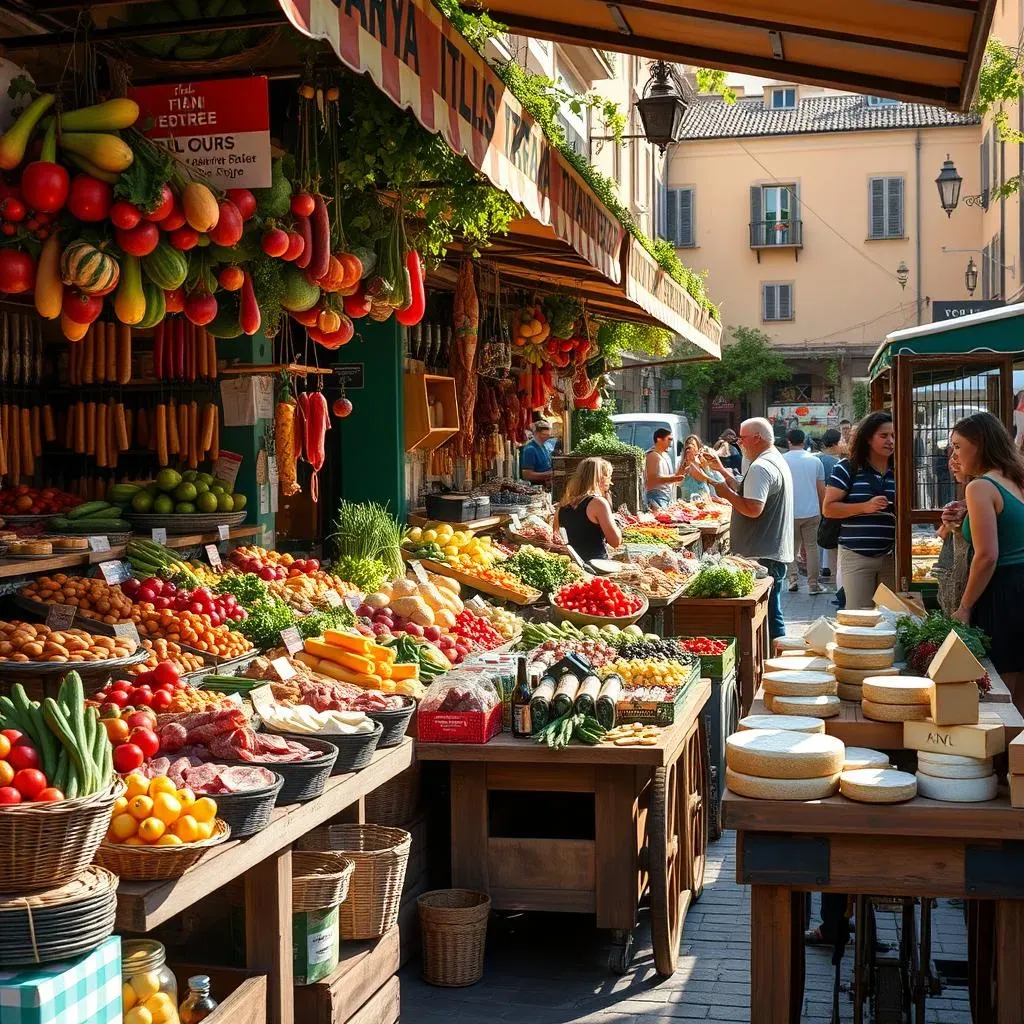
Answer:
[176,787,196,809]
[152,792,182,825]
[122,837,145,846]
[122,982,138,1011]
[422,529,437,543]
[125,1006,153,1024]
[129,973,161,1002]
[173,815,201,843]
[191,797,217,823]
[110,812,138,841]
[137,816,166,843]
[443,545,459,557]
[156,833,184,847]
[436,525,453,541]
[148,776,177,798]
[124,773,150,799]
[195,819,215,841]
[113,796,129,815]
[128,795,154,821]
[406,527,423,542]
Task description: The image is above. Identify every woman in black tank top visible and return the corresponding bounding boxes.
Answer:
[554,458,622,563]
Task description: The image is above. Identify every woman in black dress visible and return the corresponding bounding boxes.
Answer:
[554,457,622,563]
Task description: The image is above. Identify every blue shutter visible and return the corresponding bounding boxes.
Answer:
[869,178,885,237]
[887,177,904,237]
[763,284,776,321]
[666,189,678,245]
[779,284,793,320]
[678,188,694,246]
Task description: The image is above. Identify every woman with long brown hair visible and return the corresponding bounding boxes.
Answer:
[950,412,1024,703]
[554,457,622,563]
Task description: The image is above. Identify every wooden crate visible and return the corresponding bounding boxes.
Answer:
[552,454,642,512]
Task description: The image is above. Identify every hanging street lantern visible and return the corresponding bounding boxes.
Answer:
[636,61,687,153]
[935,155,963,216]
[965,257,978,296]
[896,261,910,289]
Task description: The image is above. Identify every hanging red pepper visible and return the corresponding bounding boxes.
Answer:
[395,250,426,326]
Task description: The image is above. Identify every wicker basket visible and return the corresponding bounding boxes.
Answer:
[298,824,410,940]
[94,819,230,881]
[213,774,283,839]
[363,762,421,826]
[273,723,382,777]
[367,697,416,748]
[0,780,123,894]
[221,736,337,804]
[292,851,355,913]
[125,28,282,76]
[418,889,491,987]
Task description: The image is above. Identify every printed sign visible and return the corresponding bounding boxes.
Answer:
[88,536,111,553]
[248,684,277,719]
[217,524,230,541]
[271,656,297,682]
[113,621,141,645]
[468,595,487,612]
[767,403,841,441]
[932,299,1003,321]
[129,77,272,188]
[99,560,131,585]
[151,528,168,545]
[323,589,343,609]
[46,604,76,629]
[205,544,223,569]
[346,594,364,612]
[212,451,243,490]
[509,513,522,531]
[333,364,365,390]
[280,626,303,655]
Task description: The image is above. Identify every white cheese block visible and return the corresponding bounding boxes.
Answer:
[763,670,837,698]
[726,729,845,779]
[827,643,896,670]
[738,714,825,735]
[861,699,929,722]
[836,609,882,628]
[803,616,837,655]
[874,583,924,618]
[840,768,917,803]
[917,753,993,779]
[837,682,865,702]
[843,747,891,770]
[861,675,932,706]
[774,636,807,653]
[765,655,832,673]
[927,631,985,685]
[834,625,897,650]
[771,694,841,719]
[915,771,998,803]
[833,664,885,685]
[726,766,840,801]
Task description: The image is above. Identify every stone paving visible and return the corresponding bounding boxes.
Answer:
[400,587,976,1023]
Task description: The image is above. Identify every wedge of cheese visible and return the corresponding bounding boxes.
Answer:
[1010,773,1024,808]
[861,675,932,706]
[827,644,896,670]
[843,747,890,770]
[874,583,925,618]
[861,699,929,722]
[917,751,992,779]
[774,636,807,653]
[771,694,841,718]
[726,766,840,801]
[926,631,985,685]
[765,655,832,673]
[1010,732,1024,776]
[726,729,845,779]
[915,771,998,803]
[738,714,825,735]
[803,616,837,655]
[763,670,837,698]
[840,768,917,804]
[834,625,897,651]
[904,717,1006,759]
[836,609,882,628]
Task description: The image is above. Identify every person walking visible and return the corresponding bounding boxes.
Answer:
[520,420,553,487]
[783,429,826,595]
[949,412,1024,709]
[816,428,843,580]
[554,457,622,563]
[688,417,794,640]
[822,411,896,610]
[644,428,684,509]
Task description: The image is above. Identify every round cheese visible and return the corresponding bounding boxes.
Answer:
[836,609,883,628]
[840,768,917,804]
[774,636,807,653]
[915,771,998,803]
[834,625,896,650]
[843,747,890,770]
[763,670,837,698]
[827,643,897,670]
[837,682,865,702]
[861,675,932,706]
[917,751,992,767]
[861,698,929,722]
[765,655,832,673]
[726,729,845,779]
[771,694,841,719]
[737,714,825,735]
[833,665,883,685]
[917,752,993,779]
[726,766,840,801]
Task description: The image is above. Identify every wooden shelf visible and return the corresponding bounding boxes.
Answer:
[220,364,333,377]
[403,372,459,452]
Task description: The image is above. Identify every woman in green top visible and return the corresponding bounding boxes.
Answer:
[950,412,1024,705]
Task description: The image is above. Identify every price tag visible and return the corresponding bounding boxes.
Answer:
[112,621,141,646]
[217,524,230,541]
[324,589,343,609]
[205,544,223,569]
[46,604,76,630]
[509,513,522,531]
[248,683,277,719]
[346,594,364,613]
[279,626,303,655]
[151,528,167,545]
[468,595,488,613]
[88,536,110,554]
[271,656,297,681]
[99,560,131,585]
[410,560,429,584]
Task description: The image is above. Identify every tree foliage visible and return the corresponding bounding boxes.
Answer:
[852,381,870,422]
[695,69,737,104]
[977,38,1024,199]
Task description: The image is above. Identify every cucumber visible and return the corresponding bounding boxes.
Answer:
[67,500,114,521]
[60,519,131,533]
[49,516,71,530]
[80,505,120,519]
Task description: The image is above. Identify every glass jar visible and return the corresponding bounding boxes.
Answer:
[179,975,219,1024]
[122,939,179,1024]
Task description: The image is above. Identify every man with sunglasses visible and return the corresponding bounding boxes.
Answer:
[688,417,794,639]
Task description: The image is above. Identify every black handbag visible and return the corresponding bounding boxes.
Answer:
[817,515,841,549]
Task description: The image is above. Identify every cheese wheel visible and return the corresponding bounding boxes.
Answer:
[763,670,837,698]
[771,694,841,719]
[827,643,897,670]
[726,766,840,801]
[915,771,998,803]
[840,768,917,803]
[837,682,864,702]
[833,665,882,685]
[774,636,807,652]
[738,714,825,734]
[917,752,993,779]
[861,698,929,722]
[834,625,896,650]
[836,609,882,628]
[917,751,992,768]
[726,729,845,779]
[765,655,832,673]
[843,747,890,770]
[862,675,932,706]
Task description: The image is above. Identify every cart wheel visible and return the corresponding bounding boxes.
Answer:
[649,761,688,977]
[686,719,708,902]
[608,929,635,975]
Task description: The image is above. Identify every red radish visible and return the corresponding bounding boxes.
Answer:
[184,290,218,326]
[110,200,141,229]
[291,192,315,217]
[62,288,103,324]
[160,201,186,231]
[294,216,312,269]
[283,231,305,262]
[261,228,288,257]
[208,199,243,246]
[168,226,199,251]
[218,265,244,291]
[116,221,159,256]
[0,249,35,294]
[240,270,261,335]
[164,287,185,313]
[333,396,353,418]
[143,184,175,222]
[226,188,256,220]
[67,174,113,222]
[344,285,372,319]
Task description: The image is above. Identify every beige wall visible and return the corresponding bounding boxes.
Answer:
[667,124,984,360]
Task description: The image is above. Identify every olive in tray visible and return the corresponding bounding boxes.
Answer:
[617,639,698,664]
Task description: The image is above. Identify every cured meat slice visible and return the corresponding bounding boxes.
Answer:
[219,766,277,791]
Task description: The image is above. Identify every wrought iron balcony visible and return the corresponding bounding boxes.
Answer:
[749,219,803,249]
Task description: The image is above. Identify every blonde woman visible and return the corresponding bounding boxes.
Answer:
[554,457,622,562]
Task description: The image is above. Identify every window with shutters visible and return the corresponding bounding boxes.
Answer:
[750,184,801,247]
[868,177,904,239]
[980,132,991,209]
[762,283,794,322]
[664,187,695,247]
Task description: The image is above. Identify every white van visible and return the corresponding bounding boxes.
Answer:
[611,412,692,477]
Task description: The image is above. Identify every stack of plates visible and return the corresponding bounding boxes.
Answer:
[916,752,998,802]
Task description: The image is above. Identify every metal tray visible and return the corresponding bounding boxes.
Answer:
[125,510,247,534]
[0,514,51,525]
[0,647,149,676]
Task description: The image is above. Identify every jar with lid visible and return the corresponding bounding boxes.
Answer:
[122,939,179,1024]
[180,975,219,1023]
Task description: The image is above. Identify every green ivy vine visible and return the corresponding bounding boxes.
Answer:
[977,38,1024,198]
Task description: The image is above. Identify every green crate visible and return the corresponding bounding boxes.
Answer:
[674,635,736,679]
[615,659,701,726]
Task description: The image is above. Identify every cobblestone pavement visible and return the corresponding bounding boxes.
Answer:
[400,589,975,1023]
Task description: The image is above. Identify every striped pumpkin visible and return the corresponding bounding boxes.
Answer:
[60,240,120,295]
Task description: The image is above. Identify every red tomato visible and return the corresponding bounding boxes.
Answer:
[0,249,35,295]
[112,743,145,774]
[134,670,157,688]
[124,710,157,732]
[129,687,153,707]
[36,788,64,802]
[103,691,129,708]
[7,744,40,772]
[129,727,159,758]
[152,661,180,688]
[0,787,21,804]
[143,183,175,222]
[149,690,173,711]
[13,768,47,800]
[110,200,141,229]
[67,174,113,222]
[116,221,160,257]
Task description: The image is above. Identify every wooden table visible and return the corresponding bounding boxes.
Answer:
[723,790,1024,1023]
[417,681,712,977]
[668,575,772,714]
[115,739,414,1024]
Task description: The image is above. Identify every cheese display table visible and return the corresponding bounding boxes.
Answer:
[722,788,1024,1023]
[417,680,711,977]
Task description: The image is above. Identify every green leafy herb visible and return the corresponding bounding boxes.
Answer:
[685,565,753,599]
[113,130,174,214]
[332,555,388,594]
[235,597,295,650]
[214,572,268,609]
[570,433,646,476]
[296,606,356,639]
[327,501,403,577]
[504,547,580,592]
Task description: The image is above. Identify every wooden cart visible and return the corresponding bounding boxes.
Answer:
[417,680,711,976]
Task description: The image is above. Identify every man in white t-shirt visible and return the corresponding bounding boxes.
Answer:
[782,428,826,595]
